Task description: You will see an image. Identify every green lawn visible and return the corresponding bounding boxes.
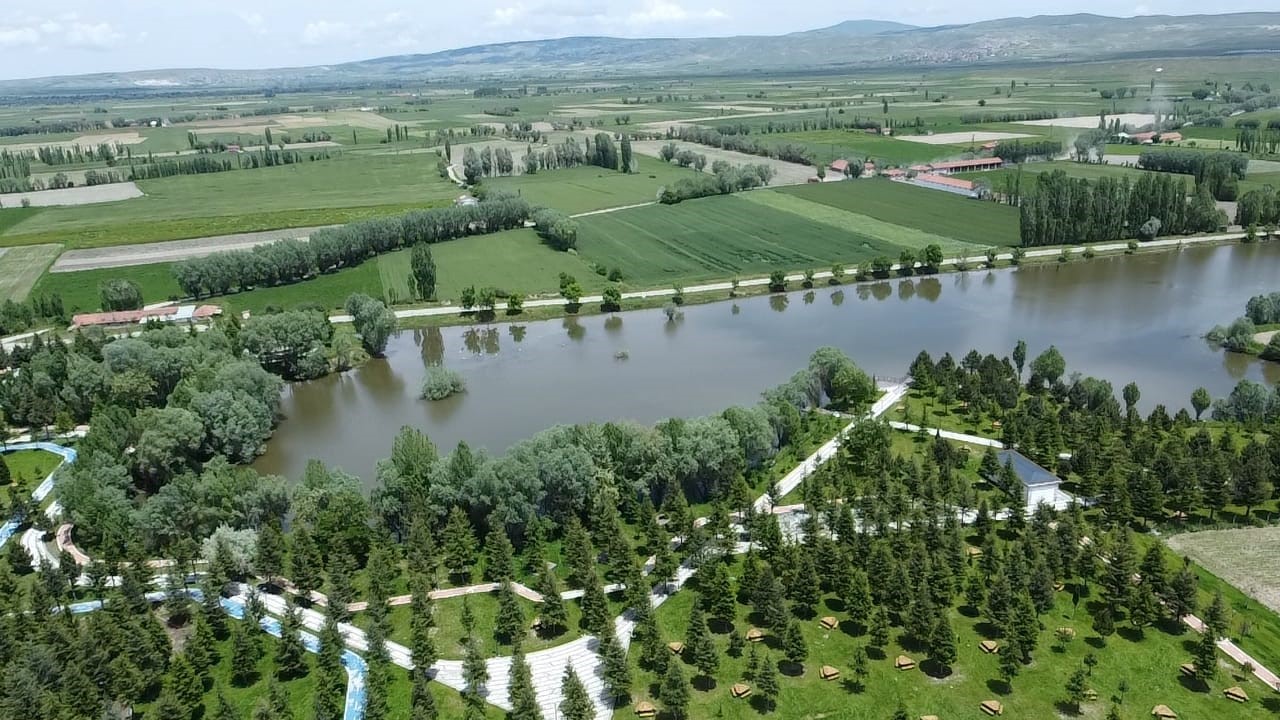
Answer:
[642,559,1278,720]
[34,263,184,314]
[1,448,61,513]
[2,153,458,249]
[763,130,972,166]
[779,179,1021,247]
[0,206,39,234]
[575,194,906,288]
[740,189,985,256]
[485,157,694,214]
[377,229,606,305]
[0,243,62,301]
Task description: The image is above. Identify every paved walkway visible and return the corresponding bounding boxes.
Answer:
[329,231,1247,324]
[886,421,1006,448]
[1182,613,1280,692]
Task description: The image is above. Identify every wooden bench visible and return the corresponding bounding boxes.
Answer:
[820,665,840,681]
[667,641,685,655]
[1224,687,1249,703]
[634,701,657,718]
[820,616,839,630]
[1151,704,1177,719]
[980,700,1003,716]
[746,627,765,642]
[895,655,916,671]
[979,640,999,654]
[731,683,752,699]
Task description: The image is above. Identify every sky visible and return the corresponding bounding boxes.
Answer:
[0,0,1271,80]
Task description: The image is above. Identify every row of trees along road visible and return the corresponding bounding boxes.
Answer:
[172,194,530,300]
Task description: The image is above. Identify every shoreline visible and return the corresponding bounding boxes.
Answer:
[362,230,1254,330]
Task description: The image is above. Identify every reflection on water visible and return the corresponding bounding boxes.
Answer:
[254,243,1280,483]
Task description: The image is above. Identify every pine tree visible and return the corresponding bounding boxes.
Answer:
[1191,628,1218,684]
[560,665,594,720]
[929,611,958,672]
[213,687,238,720]
[230,620,260,686]
[579,570,610,636]
[314,615,346,720]
[484,525,516,582]
[701,563,736,626]
[169,653,203,711]
[151,685,186,720]
[462,636,488,700]
[485,582,520,648]
[1167,563,1198,621]
[791,551,821,616]
[200,574,227,637]
[536,565,568,636]
[442,507,478,580]
[844,568,873,629]
[999,638,1022,690]
[326,550,356,622]
[186,613,217,680]
[687,603,719,683]
[1127,583,1160,636]
[1204,591,1229,638]
[364,538,398,631]
[660,658,691,720]
[508,644,542,720]
[869,605,890,651]
[1065,666,1089,713]
[600,631,632,703]
[783,619,808,667]
[850,645,869,692]
[411,666,438,720]
[288,526,322,603]
[636,603,668,674]
[907,582,936,645]
[276,604,308,680]
[753,568,789,631]
[563,516,596,589]
[1092,605,1116,643]
[1010,591,1039,661]
[255,520,286,585]
[365,654,392,720]
[757,654,780,712]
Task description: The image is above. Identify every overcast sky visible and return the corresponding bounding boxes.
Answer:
[0,0,1270,80]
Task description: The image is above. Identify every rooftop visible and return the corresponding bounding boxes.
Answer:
[929,157,1004,170]
[996,450,1060,488]
[914,173,975,191]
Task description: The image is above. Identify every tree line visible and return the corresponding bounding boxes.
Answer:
[1136,149,1247,200]
[1017,170,1224,247]
[659,161,777,204]
[992,139,1062,164]
[1235,185,1280,227]
[128,148,334,181]
[666,125,811,166]
[172,195,531,300]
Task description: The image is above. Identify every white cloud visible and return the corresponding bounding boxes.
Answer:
[491,4,527,26]
[627,0,727,26]
[236,11,267,34]
[301,20,351,45]
[64,20,124,49]
[0,26,41,47]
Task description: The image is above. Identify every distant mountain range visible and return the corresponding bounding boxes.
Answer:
[6,13,1280,94]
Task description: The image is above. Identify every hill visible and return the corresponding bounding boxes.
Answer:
[3,13,1280,93]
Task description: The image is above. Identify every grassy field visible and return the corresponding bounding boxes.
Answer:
[640,556,1277,720]
[0,448,60,513]
[0,207,39,233]
[378,229,606,304]
[485,157,693,215]
[0,244,61,300]
[767,129,974,166]
[1,153,457,249]
[1166,527,1280,620]
[779,179,1021,247]
[574,194,906,287]
[739,189,985,256]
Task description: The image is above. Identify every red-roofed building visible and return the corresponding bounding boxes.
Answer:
[72,305,222,329]
[928,157,1004,174]
[909,172,978,197]
[829,159,849,175]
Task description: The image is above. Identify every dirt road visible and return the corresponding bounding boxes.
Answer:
[50,226,335,272]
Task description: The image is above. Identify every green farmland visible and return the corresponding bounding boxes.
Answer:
[485,157,694,214]
[780,179,1021,246]
[0,244,62,301]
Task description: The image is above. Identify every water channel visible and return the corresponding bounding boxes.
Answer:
[254,242,1280,483]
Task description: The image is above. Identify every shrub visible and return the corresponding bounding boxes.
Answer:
[421,368,466,401]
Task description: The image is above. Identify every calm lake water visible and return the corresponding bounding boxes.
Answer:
[254,242,1280,483]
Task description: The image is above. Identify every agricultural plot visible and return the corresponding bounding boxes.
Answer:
[739,190,985,256]
[484,157,694,215]
[779,179,1021,246]
[377,229,605,305]
[0,183,144,208]
[764,130,972,166]
[953,161,1196,186]
[1166,527,1280,615]
[630,140,815,185]
[33,262,184,314]
[50,226,334,272]
[574,194,906,287]
[2,153,457,249]
[0,244,62,300]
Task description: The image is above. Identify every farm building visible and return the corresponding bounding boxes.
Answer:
[1126,131,1183,144]
[926,157,1004,174]
[989,450,1073,510]
[907,172,978,197]
[829,159,850,176]
[72,305,222,330]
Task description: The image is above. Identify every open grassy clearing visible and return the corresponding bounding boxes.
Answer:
[767,129,974,165]
[0,244,62,301]
[779,179,1021,246]
[0,207,40,234]
[739,189,984,256]
[1166,527,1280,617]
[574,194,905,287]
[642,559,1276,720]
[1,153,457,249]
[378,229,606,305]
[484,157,694,214]
[0,448,60,513]
[33,262,183,314]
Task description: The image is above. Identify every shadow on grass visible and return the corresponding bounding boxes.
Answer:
[920,659,954,679]
[779,661,805,678]
[986,678,1012,696]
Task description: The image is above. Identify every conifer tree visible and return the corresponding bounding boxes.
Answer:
[169,653,203,712]
[230,621,260,686]
[929,611,958,672]
[636,603,668,674]
[508,644,542,720]
[701,563,736,625]
[289,526,322,603]
[850,645,869,691]
[753,568,789,631]
[326,550,356,622]
[213,687,238,720]
[186,613,217,680]
[660,659,691,720]
[757,654,780,712]
[200,574,227,637]
[462,636,488,700]
[442,507,478,580]
[365,650,392,720]
[560,665,594,720]
[536,565,569,636]
[276,603,308,680]
[790,551,822,616]
[1167,563,1198,621]
[1127,583,1160,636]
[869,604,890,651]
[1065,666,1089,713]
[313,615,346,720]
[1092,605,1116,644]
[1204,590,1229,638]
[255,520,286,585]
[783,619,808,667]
[411,665,438,720]
[1010,591,1039,661]
[484,525,516,582]
[579,570,610,636]
[600,630,633,703]
[1191,628,1218,684]
[495,581,526,645]
[999,638,1022,690]
[151,685,186,720]
[563,516,596,589]
[686,602,719,683]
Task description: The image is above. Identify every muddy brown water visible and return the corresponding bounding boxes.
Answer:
[253,242,1280,483]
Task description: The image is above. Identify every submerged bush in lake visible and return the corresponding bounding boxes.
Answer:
[422,368,466,400]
